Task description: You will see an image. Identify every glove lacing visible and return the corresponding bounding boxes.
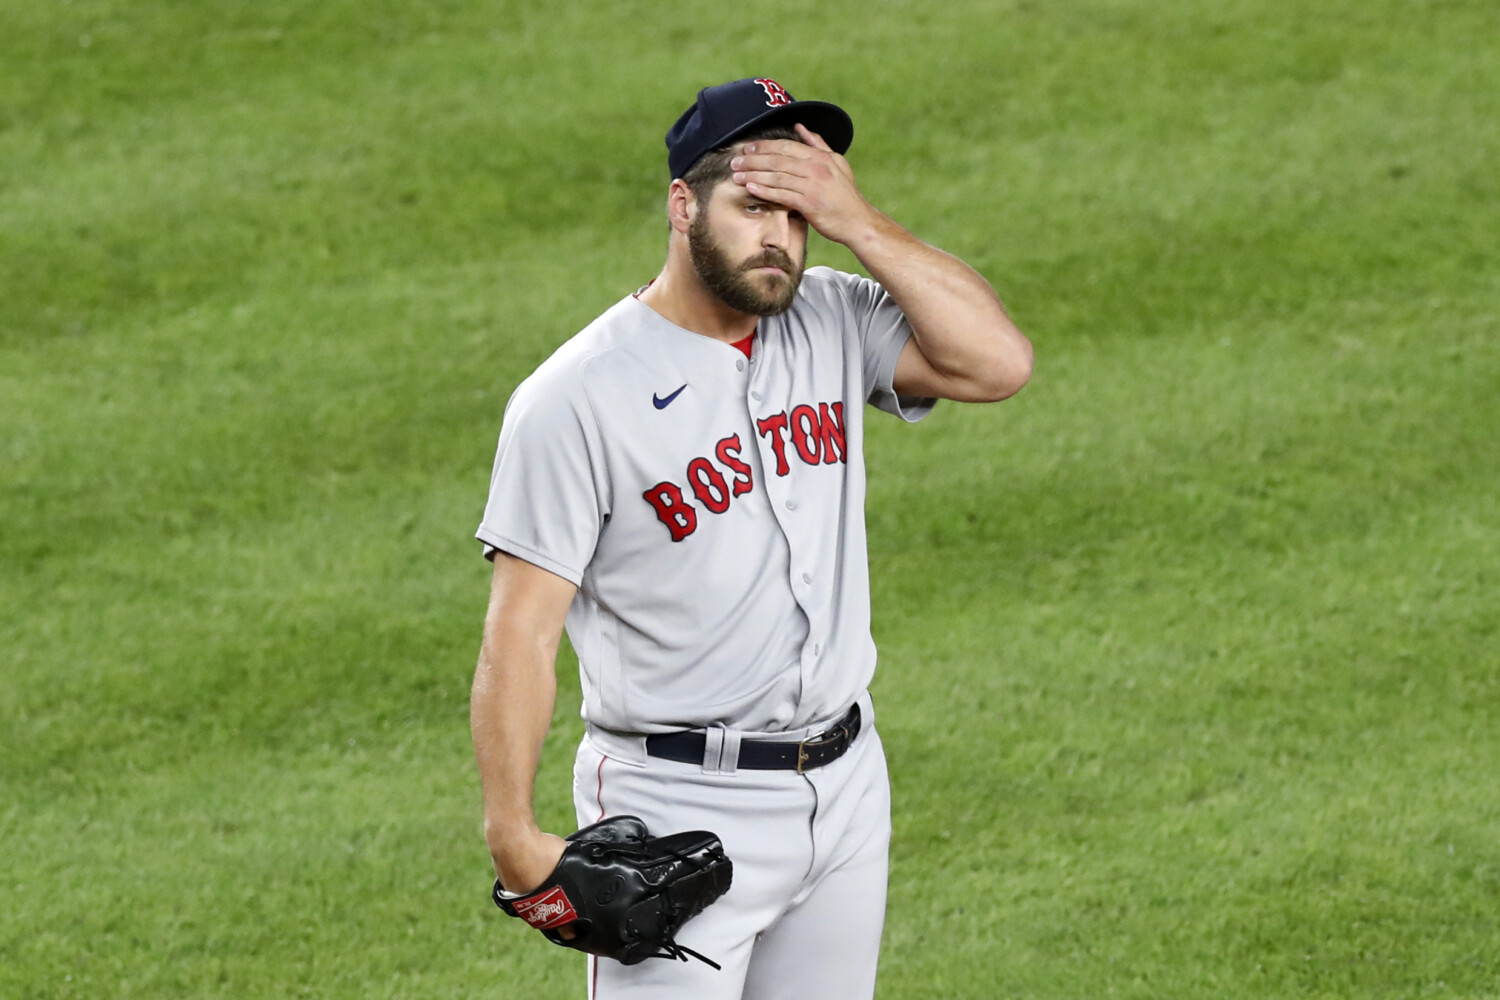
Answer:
[648,939,722,969]
[587,839,726,970]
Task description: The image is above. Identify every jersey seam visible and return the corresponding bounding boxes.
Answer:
[820,270,875,402]
[574,350,612,496]
[570,300,696,491]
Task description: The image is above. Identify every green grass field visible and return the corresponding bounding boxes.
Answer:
[3,0,1497,996]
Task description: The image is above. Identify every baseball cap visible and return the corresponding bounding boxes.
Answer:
[666,77,854,179]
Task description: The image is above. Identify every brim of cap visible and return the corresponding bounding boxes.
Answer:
[724,100,854,157]
[672,99,856,177]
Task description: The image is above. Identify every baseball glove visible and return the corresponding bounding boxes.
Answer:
[492,815,733,968]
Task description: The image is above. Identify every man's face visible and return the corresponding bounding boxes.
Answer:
[688,180,808,317]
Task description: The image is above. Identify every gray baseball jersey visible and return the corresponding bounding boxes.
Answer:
[477,266,933,735]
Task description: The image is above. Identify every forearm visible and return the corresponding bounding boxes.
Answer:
[846,210,1033,401]
[471,632,556,853]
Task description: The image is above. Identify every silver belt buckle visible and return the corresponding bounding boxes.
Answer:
[795,723,847,774]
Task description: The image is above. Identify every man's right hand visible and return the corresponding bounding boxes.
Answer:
[494,828,577,939]
[494,828,569,895]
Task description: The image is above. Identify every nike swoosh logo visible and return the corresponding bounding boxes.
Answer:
[653,384,687,409]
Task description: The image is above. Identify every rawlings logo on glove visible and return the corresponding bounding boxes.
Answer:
[493,816,733,969]
[511,887,578,930]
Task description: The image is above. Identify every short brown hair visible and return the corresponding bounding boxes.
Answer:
[681,125,801,206]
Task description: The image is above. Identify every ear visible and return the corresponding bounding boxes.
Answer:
[667,179,696,236]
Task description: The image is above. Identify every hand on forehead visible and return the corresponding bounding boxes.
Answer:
[726,123,869,245]
[733,124,835,169]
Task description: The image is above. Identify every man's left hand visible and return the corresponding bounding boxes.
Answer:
[731,124,877,246]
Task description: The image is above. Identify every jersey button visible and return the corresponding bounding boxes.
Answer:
[801,572,812,584]
[735,359,746,372]
[751,390,762,401]
[784,499,797,511]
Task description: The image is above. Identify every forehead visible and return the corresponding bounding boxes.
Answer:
[707,178,754,204]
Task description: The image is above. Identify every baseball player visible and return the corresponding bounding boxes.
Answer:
[471,77,1032,999]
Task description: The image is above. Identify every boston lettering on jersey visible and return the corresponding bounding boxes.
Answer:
[642,401,846,542]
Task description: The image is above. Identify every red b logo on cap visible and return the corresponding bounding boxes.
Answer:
[755,79,792,107]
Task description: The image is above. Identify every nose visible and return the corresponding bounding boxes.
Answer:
[762,208,792,250]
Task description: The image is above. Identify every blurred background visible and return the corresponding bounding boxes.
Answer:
[2,1,1496,996]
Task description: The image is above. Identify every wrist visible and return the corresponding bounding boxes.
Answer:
[837,206,897,256]
[490,828,568,895]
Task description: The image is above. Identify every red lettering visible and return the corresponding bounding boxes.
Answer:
[687,457,731,514]
[644,413,842,538]
[754,78,792,107]
[789,405,822,465]
[818,402,845,464]
[642,482,698,541]
[756,412,792,477]
[714,434,754,496]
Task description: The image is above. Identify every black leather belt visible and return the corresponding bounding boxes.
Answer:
[646,704,862,773]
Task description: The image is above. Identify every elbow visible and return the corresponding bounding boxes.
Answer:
[971,333,1033,403]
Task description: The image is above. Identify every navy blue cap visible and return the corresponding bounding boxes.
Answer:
[666,77,854,179]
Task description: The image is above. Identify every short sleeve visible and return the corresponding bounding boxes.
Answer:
[827,269,937,421]
[475,370,609,585]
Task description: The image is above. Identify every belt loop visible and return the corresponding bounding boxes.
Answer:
[702,726,742,775]
[702,726,726,774]
[719,728,742,775]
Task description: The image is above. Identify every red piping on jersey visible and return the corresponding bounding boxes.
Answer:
[589,751,607,996]
[595,754,607,822]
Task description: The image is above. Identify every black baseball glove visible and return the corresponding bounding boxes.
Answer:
[493,815,733,968]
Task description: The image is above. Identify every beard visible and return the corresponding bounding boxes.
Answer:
[688,212,805,317]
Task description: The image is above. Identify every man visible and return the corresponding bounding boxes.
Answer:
[470,77,1032,999]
